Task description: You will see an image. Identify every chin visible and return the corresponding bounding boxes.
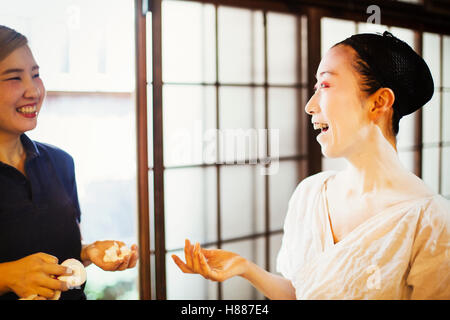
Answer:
[17,123,38,134]
[320,144,340,158]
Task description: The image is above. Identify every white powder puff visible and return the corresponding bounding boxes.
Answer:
[103,242,131,262]
[52,259,87,300]
[20,258,87,300]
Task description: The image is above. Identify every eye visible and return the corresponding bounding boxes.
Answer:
[5,77,21,81]
[32,73,40,79]
[313,82,329,92]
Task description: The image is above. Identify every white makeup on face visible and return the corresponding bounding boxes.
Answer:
[307,45,433,198]
[306,45,367,159]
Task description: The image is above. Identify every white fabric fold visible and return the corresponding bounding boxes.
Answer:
[276,171,450,299]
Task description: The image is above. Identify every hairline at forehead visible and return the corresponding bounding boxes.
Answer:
[0,44,36,68]
[0,27,28,63]
[0,50,39,79]
[319,45,365,80]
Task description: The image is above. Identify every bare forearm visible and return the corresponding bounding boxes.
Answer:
[240,261,296,300]
[0,262,12,295]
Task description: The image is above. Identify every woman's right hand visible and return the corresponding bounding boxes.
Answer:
[172,239,249,282]
[2,252,71,299]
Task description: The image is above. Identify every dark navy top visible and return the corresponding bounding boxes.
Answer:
[0,134,85,300]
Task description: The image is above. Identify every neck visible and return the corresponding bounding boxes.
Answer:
[0,132,25,167]
[340,124,407,195]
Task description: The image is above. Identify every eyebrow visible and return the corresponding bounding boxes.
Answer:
[1,65,39,75]
[315,70,337,79]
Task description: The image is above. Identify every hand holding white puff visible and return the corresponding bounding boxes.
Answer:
[19,258,86,300]
[51,259,86,300]
[103,242,132,263]
[83,240,138,272]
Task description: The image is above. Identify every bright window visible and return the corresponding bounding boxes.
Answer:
[155,0,308,299]
[1,0,139,299]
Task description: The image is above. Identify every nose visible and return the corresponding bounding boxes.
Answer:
[304,92,320,115]
[23,78,41,100]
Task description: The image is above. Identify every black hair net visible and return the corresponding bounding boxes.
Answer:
[341,31,434,118]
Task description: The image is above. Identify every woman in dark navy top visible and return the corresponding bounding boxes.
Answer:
[0,25,138,300]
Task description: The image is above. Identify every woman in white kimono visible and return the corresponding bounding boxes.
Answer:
[172,31,450,299]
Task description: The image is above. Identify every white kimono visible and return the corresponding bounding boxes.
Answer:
[277,171,450,299]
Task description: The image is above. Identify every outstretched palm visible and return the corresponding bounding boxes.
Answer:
[172,240,248,282]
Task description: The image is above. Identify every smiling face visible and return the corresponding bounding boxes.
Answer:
[0,45,45,138]
[305,44,373,158]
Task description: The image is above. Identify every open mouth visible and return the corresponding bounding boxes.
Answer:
[16,105,37,118]
[313,122,329,133]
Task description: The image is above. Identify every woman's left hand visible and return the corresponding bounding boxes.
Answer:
[83,241,139,271]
